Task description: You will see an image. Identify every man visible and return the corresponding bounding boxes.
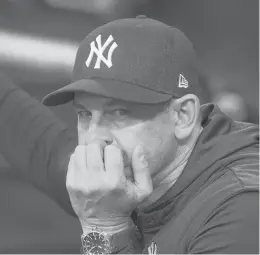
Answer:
[41,16,259,254]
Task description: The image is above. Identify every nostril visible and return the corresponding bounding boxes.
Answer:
[105,140,113,145]
[85,131,113,145]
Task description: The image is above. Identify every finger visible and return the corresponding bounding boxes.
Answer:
[73,145,88,171]
[132,145,153,200]
[111,140,130,167]
[66,153,76,190]
[104,144,125,177]
[86,141,106,171]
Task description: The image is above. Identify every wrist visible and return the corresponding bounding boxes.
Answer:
[80,219,141,254]
[80,217,134,235]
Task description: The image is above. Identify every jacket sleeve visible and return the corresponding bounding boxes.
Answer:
[0,74,77,216]
[188,191,259,254]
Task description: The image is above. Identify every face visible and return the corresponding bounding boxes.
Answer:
[73,92,177,182]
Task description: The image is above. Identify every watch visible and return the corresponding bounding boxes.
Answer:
[80,225,140,254]
[81,227,111,255]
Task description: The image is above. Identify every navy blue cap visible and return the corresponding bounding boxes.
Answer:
[42,16,198,106]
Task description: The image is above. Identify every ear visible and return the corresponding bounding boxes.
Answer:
[173,94,200,140]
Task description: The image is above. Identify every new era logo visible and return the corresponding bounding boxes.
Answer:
[178,74,188,88]
[85,34,118,69]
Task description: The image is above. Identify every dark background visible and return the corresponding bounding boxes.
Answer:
[0,0,258,253]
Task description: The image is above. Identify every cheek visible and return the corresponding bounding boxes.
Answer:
[111,122,173,163]
[111,126,141,157]
[137,122,175,175]
[141,126,171,156]
[109,123,153,168]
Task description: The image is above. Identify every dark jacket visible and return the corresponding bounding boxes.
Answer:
[0,74,259,253]
[0,74,76,216]
[0,74,80,253]
[138,104,259,254]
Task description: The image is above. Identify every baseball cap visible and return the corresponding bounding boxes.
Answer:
[42,15,199,106]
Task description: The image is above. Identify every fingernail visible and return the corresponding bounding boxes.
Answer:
[138,146,147,165]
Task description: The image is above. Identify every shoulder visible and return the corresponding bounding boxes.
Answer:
[226,145,259,189]
[185,164,259,253]
[188,191,259,254]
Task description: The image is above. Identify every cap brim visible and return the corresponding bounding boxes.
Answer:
[42,78,172,106]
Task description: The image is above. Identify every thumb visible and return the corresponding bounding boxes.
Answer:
[132,145,153,200]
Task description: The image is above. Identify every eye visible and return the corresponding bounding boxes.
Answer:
[112,109,129,116]
[77,110,92,118]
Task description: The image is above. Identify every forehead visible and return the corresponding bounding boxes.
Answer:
[73,92,170,115]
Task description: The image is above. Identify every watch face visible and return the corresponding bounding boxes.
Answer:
[82,231,110,254]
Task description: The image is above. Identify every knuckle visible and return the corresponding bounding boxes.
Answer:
[66,174,79,191]
[106,176,121,190]
[66,181,75,193]
[136,186,153,202]
[73,146,87,165]
[74,145,84,155]
[65,181,71,191]
[66,173,74,190]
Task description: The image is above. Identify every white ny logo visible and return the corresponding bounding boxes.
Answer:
[85,34,118,69]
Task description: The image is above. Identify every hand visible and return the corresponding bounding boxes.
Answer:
[66,141,153,231]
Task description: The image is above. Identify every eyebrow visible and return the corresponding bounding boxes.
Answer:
[73,99,128,109]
